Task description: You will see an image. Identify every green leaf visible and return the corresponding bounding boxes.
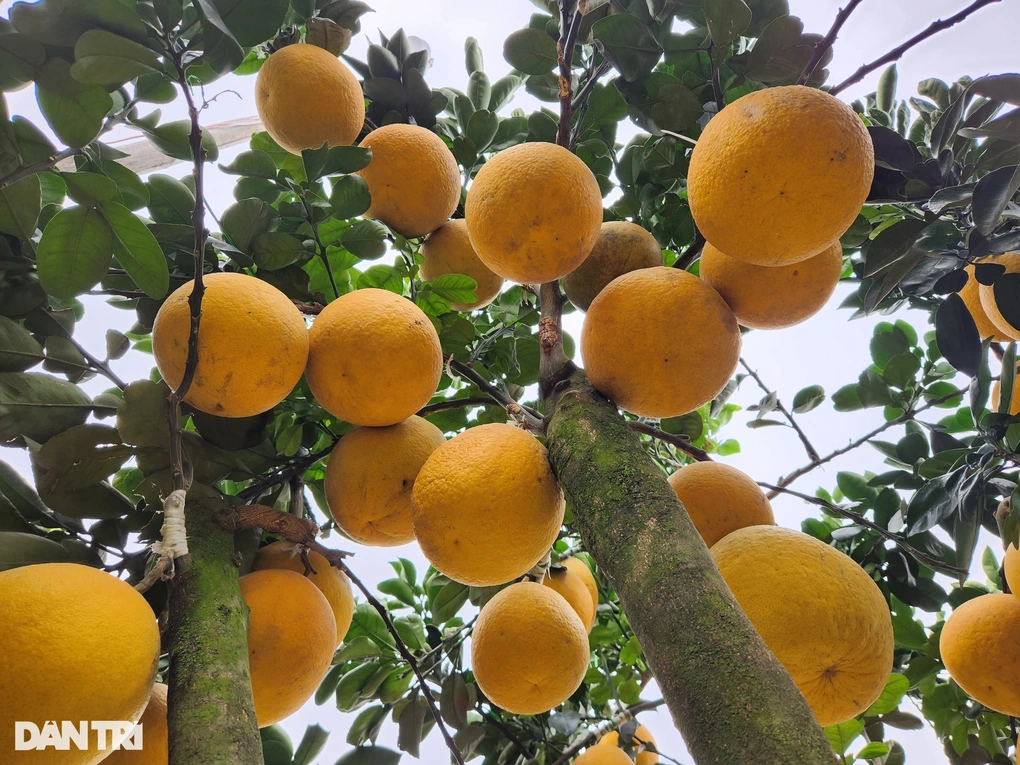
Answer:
[252,232,307,271]
[745,15,812,84]
[489,74,523,113]
[0,531,74,571]
[0,316,44,373]
[703,0,752,47]
[0,174,41,240]
[856,742,890,760]
[0,33,46,90]
[431,579,469,623]
[305,17,351,56]
[70,29,161,85]
[35,59,113,149]
[342,220,389,261]
[334,636,384,665]
[429,273,478,305]
[335,746,401,765]
[220,198,277,255]
[502,28,557,76]
[260,725,294,765]
[972,164,1020,236]
[37,206,113,299]
[392,613,427,651]
[200,0,288,48]
[64,171,120,205]
[330,175,372,219]
[100,201,170,298]
[865,673,909,716]
[302,144,372,181]
[9,0,148,47]
[592,14,662,82]
[42,336,90,383]
[824,718,863,755]
[117,380,170,448]
[34,423,132,494]
[219,149,277,179]
[141,119,220,163]
[791,385,825,413]
[146,174,195,225]
[292,723,329,765]
[982,545,1001,585]
[346,602,396,647]
[359,264,403,293]
[0,372,92,443]
[651,83,704,132]
[935,292,980,377]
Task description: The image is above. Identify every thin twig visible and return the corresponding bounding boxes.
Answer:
[445,356,545,429]
[769,387,967,495]
[797,0,866,85]
[628,421,712,462]
[761,483,968,577]
[302,194,339,299]
[550,699,666,765]
[830,0,1003,96]
[238,442,336,502]
[66,335,127,390]
[739,358,820,462]
[708,43,725,109]
[417,396,495,417]
[479,709,532,760]
[672,229,706,270]
[570,59,611,112]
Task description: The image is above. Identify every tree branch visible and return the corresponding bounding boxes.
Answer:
[672,229,706,270]
[67,335,127,390]
[829,0,1002,96]
[797,0,866,86]
[238,443,336,503]
[708,44,725,109]
[739,358,820,462]
[417,396,495,416]
[445,356,545,430]
[628,421,712,462]
[550,699,666,765]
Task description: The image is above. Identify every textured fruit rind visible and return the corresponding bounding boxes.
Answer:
[420,219,504,310]
[561,221,664,311]
[667,461,775,548]
[977,252,1020,340]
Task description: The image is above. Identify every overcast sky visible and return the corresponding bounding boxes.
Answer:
[3,0,1019,762]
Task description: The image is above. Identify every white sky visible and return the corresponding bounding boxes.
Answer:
[3,0,1020,762]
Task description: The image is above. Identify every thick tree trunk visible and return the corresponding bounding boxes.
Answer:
[545,371,835,765]
[165,502,263,764]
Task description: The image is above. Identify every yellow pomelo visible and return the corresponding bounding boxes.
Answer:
[941,593,1020,715]
[961,264,1012,342]
[598,724,659,765]
[581,267,740,417]
[471,582,589,715]
[255,43,365,155]
[324,416,446,546]
[575,746,633,765]
[420,219,504,310]
[978,252,1020,340]
[991,366,1020,415]
[1004,545,1020,600]
[412,423,565,586]
[700,240,843,330]
[711,526,893,726]
[0,563,159,765]
[688,86,874,266]
[306,288,442,426]
[561,221,664,310]
[152,272,308,418]
[465,142,603,284]
[251,541,355,646]
[241,569,336,726]
[356,124,461,237]
[562,557,598,622]
[543,564,595,632]
[100,683,167,765]
[667,461,776,548]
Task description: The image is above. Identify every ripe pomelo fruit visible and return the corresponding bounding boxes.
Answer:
[100,683,167,765]
[562,557,598,623]
[305,288,442,426]
[711,525,893,725]
[412,423,565,586]
[250,541,355,646]
[356,124,461,237]
[561,221,663,311]
[960,264,1013,342]
[688,85,874,266]
[420,219,504,310]
[255,43,365,155]
[324,416,446,546]
[978,252,1020,340]
[575,746,633,765]
[940,593,1020,715]
[667,461,775,548]
[152,272,308,418]
[240,569,337,726]
[0,563,159,765]
[543,563,595,632]
[598,723,659,765]
[465,142,603,284]
[581,267,740,418]
[471,581,589,715]
[699,240,843,330]
[1004,544,1020,600]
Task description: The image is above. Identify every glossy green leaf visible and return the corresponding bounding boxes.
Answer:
[703,0,752,47]
[0,531,74,571]
[592,15,662,82]
[330,175,371,219]
[0,372,92,443]
[252,232,307,271]
[70,29,161,85]
[37,206,113,299]
[0,316,44,373]
[502,28,557,76]
[0,174,41,240]
[35,59,114,149]
[101,201,170,299]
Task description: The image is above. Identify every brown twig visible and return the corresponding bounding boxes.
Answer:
[739,359,820,462]
[67,335,127,390]
[672,229,706,270]
[550,699,666,765]
[760,483,968,577]
[417,396,495,417]
[445,356,545,429]
[238,442,337,502]
[830,0,1003,96]
[628,421,712,462]
[555,1,584,147]
[797,0,866,85]
[708,43,725,109]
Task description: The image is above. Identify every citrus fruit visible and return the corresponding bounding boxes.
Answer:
[470,581,589,715]
[420,219,504,310]
[255,43,365,155]
[0,563,159,765]
[581,267,740,417]
[561,221,663,310]
[575,746,633,765]
[305,288,442,426]
[699,240,843,330]
[688,85,874,266]
[251,541,355,646]
[940,593,1020,715]
[152,272,308,418]
[960,264,1012,342]
[324,416,446,546]
[355,124,461,237]
[598,724,659,765]
[240,569,337,726]
[100,683,167,765]
[991,366,1020,415]
[562,557,598,623]
[1004,544,1020,599]
[543,563,595,632]
[667,461,776,548]
[465,142,603,284]
[412,423,565,586]
[978,252,1020,339]
[711,525,893,725]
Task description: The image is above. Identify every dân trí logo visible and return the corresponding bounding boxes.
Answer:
[14,721,143,751]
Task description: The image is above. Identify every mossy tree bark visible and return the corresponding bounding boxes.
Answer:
[544,371,836,765]
[165,502,263,764]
